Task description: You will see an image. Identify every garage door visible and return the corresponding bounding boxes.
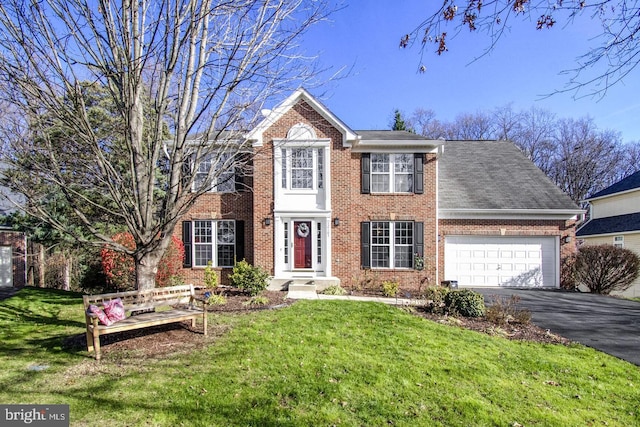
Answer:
[0,246,12,287]
[444,236,558,287]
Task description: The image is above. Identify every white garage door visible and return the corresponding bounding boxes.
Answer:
[0,246,12,287]
[444,236,559,288]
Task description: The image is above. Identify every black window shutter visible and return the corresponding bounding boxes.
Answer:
[235,220,245,262]
[361,222,371,268]
[414,154,424,194]
[182,221,192,268]
[413,222,424,267]
[361,153,370,194]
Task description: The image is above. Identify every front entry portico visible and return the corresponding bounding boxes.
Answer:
[269,216,340,291]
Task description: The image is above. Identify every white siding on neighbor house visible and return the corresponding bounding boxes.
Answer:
[444,236,559,288]
[591,190,640,219]
[580,233,640,298]
[0,246,12,287]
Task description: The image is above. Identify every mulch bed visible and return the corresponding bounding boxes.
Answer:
[67,289,570,360]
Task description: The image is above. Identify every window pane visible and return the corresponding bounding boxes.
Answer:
[371,154,389,172]
[371,222,390,268]
[394,222,413,268]
[281,148,287,188]
[217,244,234,267]
[317,149,324,189]
[194,221,212,243]
[372,246,390,268]
[194,155,212,192]
[292,169,313,189]
[216,221,235,267]
[371,154,390,192]
[394,173,413,192]
[213,153,235,193]
[284,222,289,264]
[372,175,390,193]
[317,222,322,264]
[394,154,413,173]
[291,148,313,189]
[195,244,213,267]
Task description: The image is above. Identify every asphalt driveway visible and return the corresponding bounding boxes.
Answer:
[476,288,640,366]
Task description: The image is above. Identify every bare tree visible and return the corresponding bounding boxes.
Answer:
[410,103,632,204]
[507,106,557,176]
[400,0,640,97]
[549,118,623,204]
[446,111,495,140]
[408,108,447,139]
[0,0,331,290]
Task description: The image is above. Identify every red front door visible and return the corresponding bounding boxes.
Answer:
[294,221,312,269]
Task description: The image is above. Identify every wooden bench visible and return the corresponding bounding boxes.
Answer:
[83,284,208,360]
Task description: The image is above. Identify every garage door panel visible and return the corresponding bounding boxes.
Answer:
[444,236,558,288]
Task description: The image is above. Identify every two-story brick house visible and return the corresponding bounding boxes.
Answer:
[176,89,582,292]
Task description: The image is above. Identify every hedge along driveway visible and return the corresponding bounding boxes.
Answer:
[476,288,640,366]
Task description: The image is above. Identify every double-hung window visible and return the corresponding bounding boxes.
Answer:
[362,153,423,194]
[363,221,423,269]
[193,152,235,193]
[371,154,413,193]
[281,147,324,190]
[189,220,236,267]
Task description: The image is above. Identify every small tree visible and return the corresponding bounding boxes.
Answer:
[573,245,640,294]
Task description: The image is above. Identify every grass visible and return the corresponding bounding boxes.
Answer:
[1,287,639,426]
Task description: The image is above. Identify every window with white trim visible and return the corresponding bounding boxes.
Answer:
[193,220,236,267]
[371,221,414,268]
[371,153,414,193]
[281,147,324,190]
[614,235,624,248]
[193,152,235,193]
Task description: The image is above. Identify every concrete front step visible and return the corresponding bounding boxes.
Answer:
[288,283,317,293]
[268,277,340,291]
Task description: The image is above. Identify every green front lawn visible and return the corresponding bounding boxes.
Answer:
[1,287,638,426]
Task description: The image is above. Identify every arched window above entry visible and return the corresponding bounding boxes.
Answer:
[287,123,317,140]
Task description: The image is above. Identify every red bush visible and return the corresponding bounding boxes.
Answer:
[101,233,185,290]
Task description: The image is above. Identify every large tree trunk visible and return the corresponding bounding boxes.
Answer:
[135,250,164,291]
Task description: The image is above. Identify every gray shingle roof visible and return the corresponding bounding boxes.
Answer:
[588,170,640,199]
[576,212,640,236]
[439,140,579,210]
[356,130,432,141]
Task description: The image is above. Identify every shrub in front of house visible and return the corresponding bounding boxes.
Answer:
[322,285,347,296]
[422,285,450,314]
[485,295,531,325]
[573,245,640,294]
[381,280,399,297]
[444,289,486,318]
[229,259,269,296]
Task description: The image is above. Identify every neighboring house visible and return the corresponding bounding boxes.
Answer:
[175,89,582,292]
[0,225,26,288]
[576,171,640,297]
[0,170,27,289]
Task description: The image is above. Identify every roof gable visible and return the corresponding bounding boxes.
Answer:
[587,170,640,200]
[246,88,357,146]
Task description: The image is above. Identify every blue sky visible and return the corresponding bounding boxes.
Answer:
[298,1,640,142]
